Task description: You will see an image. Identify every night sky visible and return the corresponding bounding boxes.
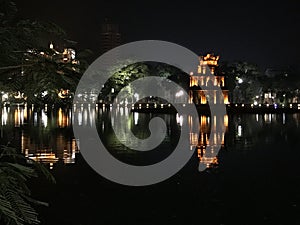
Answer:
[14,0,299,71]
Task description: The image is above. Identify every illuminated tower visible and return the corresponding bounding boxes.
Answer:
[189,53,229,105]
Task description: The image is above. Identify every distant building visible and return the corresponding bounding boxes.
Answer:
[189,53,229,105]
[48,43,80,99]
[100,20,122,54]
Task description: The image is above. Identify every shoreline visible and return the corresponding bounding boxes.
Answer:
[2,102,300,114]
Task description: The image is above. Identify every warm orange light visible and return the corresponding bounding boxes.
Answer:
[224,114,228,127]
[58,108,69,128]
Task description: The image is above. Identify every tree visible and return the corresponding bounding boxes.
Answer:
[99,62,150,102]
[99,61,190,103]
[0,144,55,225]
[219,61,263,103]
[0,0,89,107]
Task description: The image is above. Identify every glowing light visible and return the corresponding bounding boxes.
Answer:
[2,93,8,100]
[176,114,183,126]
[41,110,48,127]
[41,91,48,97]
[237,125,242,137]
[175,90,184,97]
[2,108,8,125]
[224,115,228,127]
[134,112,139,125]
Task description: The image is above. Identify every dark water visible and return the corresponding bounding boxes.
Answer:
[1,106,300,225]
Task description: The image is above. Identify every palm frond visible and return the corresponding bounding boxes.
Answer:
[0,145,55,225]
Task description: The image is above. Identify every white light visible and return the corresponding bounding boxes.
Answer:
[176,114,183,126]
[41,110,48,127]
[238,78,243,84]
[134,112,139,125]
[78,111,82,126]
[50,43,54,49]
[238,125,242,137]
[34,112,38,126]
[2,108,8,125]
[2,93,8,99]
[175,90,184,97]
[41,91,48,97]
[254,100,258,106]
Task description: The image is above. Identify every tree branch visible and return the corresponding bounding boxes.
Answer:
[0,64,34,70]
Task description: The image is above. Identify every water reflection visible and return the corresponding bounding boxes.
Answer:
[1,105,300,171]
[189,114,228,169]
[1,107,79,169]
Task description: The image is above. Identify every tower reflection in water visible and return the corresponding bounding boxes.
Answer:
[184,113,228,169]
[1,105,229,170]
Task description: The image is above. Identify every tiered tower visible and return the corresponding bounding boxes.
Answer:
[189,53,229,105]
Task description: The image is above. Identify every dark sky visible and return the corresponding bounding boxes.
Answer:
[14,0,300,71]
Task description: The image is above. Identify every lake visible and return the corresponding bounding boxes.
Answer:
[1,105,300,225]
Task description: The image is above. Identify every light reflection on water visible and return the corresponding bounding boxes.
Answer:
[1,106,299,171]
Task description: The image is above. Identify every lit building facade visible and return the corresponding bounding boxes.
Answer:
[189,54,229,105]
